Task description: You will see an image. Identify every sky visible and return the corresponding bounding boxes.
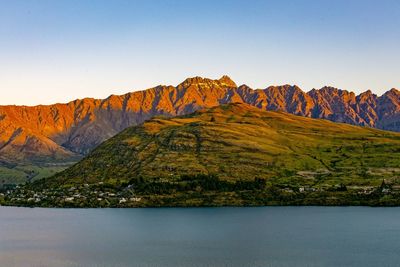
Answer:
[0,0,400,105]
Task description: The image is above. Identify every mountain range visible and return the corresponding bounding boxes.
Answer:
[1,75,400,182]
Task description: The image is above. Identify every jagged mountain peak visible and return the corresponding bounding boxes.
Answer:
[357,90,377,103]
[385,88,400,96]
[177,75,237,89]
[177,76,213,88]
[317,86,346,94]
[218,75,237,88]
[360,89,373,95]
[265,84,303,92]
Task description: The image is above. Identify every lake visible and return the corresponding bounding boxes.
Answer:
[1,206,400,267]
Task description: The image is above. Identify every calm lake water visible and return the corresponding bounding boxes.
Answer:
[1,207,400,267]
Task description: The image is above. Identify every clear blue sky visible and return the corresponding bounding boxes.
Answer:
[1,0,399,105]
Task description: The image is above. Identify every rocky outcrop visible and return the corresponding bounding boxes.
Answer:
[0,75,399,164]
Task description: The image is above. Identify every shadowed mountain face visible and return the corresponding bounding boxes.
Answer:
[1,75,400,169]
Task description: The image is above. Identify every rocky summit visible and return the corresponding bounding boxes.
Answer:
[1,75,400,182]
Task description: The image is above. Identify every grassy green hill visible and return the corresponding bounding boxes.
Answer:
[46,103,400,186]
[0,164,71,185]
[6,103,400,207]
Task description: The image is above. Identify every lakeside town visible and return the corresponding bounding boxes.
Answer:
[1,178,399,208]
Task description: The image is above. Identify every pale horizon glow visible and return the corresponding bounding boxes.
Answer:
[1,0,400,105]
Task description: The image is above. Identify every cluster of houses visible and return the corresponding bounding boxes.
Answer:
[280,183,395,195]
[1,179,398,207]
[3,182,142,207]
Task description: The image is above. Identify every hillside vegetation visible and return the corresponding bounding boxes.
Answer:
[6,103,400,207]
[45,103,400,186]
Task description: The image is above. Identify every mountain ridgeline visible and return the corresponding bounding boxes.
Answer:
[1,75,400,182]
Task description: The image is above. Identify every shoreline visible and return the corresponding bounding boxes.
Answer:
[2,204,400,209]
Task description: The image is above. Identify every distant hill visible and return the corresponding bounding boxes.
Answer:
[2,75,400,182]
[39,103,400,188]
